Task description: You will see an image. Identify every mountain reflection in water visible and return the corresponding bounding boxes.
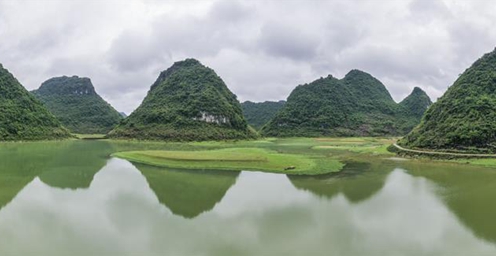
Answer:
[0,141,495,255]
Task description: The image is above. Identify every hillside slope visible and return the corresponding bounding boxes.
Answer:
[399,48,496,152]
[262,70,431,137]
[241,100,285,129]
[0,64,70,140]
[33,76,122,134]
[109,59,256,141]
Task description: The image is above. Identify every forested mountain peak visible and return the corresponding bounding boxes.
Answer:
[344,69,373,78]
[400,87,432,119]
[32,76,122,134]
[343,69,395,103]
[109,59,256,141]
[262,70,430,137]
[399,48,496,152]
[411,86,425,94]
[35,76,97,96]
[150,58,204,91]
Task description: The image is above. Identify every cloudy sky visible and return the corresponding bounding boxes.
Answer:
[1,0,495,114]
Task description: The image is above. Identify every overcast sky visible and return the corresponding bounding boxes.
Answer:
[1,0,495,114]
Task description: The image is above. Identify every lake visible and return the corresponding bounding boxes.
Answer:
[0,140,496,255]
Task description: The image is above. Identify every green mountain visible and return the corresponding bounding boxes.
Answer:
[399,48,496,152]
[108,59,256,141]
[0,64,70,140]
[396,87,433,133]
[262,70,431,137]
[241,100,285,129]
[32,76,122,134]
[399,87,433,119]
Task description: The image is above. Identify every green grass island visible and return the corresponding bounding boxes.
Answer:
[110,137,398,175]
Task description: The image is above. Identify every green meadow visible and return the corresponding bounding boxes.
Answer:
[111,137,397,175]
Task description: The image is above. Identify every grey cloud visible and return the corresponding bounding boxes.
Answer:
[208,0,254,22]
[106,2,256,74]
[1,0,496,113]
[14,28,70,59]
[258,22,319,61]
[408,0,451,22]
[323,21,366,53]
[448,21,496,66]
[106,30,166,72]
[204,49,318,103]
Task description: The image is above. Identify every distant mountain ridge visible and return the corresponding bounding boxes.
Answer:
[262,70,431,137]
[109,59,257,141]
[241,100,285,129]
[0,64,71,140]
[32,76,123,134]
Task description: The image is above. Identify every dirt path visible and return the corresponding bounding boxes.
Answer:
[392,143,496,158]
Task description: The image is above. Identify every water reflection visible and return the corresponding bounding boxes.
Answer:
[38,140,115,189]
[0,143,496,256]
[404,162,496,244]
[288,161,393,203]
[0,140,114,209]
[135,164,239,218]
[0,159,161,256]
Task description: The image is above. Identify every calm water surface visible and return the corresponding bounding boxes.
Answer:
[1,140,496,255]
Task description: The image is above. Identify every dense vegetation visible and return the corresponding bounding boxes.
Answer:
[32,76,122,134]
[399,48,496,152]
[0,64,71,140]
[399,87,433,119]
[396,87,433,134]
[262,70,431,137]
[109,59,257,141]
[241,100,285,129]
